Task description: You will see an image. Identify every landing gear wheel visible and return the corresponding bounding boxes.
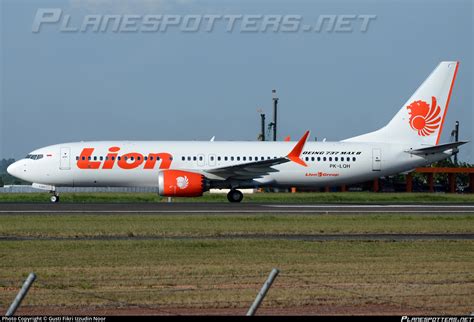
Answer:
[227,189,243,203]
[50,194,60,203]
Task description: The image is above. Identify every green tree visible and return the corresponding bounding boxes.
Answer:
[0,159,30,185]
[0,159,15,174]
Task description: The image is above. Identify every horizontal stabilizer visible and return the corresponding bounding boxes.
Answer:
[406,141,468,155]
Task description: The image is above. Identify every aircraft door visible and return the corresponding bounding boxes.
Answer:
[60,147,71,170]
[372,148,381,171]
[208,154,216,166]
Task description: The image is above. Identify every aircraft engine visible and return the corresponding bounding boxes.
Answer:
[158,170,207,197]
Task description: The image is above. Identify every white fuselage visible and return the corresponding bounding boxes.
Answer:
[6,61,462,201]
[7,140,451,189]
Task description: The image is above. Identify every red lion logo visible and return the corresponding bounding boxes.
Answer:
[406,96,441,136]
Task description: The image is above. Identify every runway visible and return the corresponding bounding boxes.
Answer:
[1,203,474,214]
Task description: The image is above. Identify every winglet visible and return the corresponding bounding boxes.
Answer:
[287,131,310,166]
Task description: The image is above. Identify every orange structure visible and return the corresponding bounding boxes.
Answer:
[408,167,474,193]
[293,168,473,193]
[320,168,473,193]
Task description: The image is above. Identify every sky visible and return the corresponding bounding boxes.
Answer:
[1,0,473,162]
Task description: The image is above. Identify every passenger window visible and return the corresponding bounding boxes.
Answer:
[237,157,240,161]
[249,157,252,161]
[100,156,103,161]
[210,156,214,161]
[144,156,147,161]
[317,157,321,161]
[193,156,197,161]
[311,157,315,161]
[329,157,332,161]
[323,157,326,161]
[353,157,356,161]
[187,157,191,161]
[335,157,338,161]
[199,156,203,161]
[224,156,228,161]
[305,157,309,161]
[76,156,79,161]
[93,156,97,161]
[261,157,264,161]
[243,157,246,161]
[217,156,221,161]
[137,156,141,161]
[231,157,234,161]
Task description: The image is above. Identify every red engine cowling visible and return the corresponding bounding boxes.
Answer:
[158,170,206,197]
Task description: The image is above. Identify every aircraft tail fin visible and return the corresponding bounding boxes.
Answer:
[344,61,459,146]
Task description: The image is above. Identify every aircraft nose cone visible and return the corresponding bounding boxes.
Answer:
[7,162,21,178]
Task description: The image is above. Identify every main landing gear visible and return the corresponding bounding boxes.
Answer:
[50,192,60,203]
[227,189,243,203]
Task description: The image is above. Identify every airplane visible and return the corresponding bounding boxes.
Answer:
[7,61,467,203]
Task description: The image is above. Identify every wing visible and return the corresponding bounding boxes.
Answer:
[205,157,291,180]
[205,131,310,180]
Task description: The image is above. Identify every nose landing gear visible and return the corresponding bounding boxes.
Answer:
[227,189,243,203]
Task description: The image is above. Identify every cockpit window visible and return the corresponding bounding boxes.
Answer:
[25,154,43,160]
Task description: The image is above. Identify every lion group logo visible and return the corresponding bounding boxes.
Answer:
[406,96,441,136]
[176,176,189,189]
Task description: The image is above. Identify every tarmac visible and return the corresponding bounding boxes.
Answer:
[1,203,474,214]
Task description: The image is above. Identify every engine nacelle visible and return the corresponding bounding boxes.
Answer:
[158,170,206,197]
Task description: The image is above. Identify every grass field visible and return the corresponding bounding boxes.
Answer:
[0,213,473,315]
[1,192,474,203]
[2,239,473,315]
[0,214,473,238]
